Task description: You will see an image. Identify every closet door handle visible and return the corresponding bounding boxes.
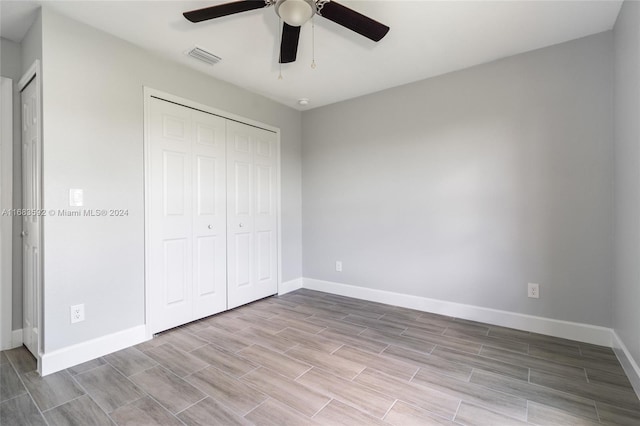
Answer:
[207,225,213,230]
[239,223,244,228]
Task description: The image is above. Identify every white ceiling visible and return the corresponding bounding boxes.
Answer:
[1,1,622,110]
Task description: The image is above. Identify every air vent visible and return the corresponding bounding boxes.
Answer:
[187,46,222,66]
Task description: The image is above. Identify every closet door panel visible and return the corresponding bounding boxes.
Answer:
[149,99,194,332]
[227,121,277,309]
[227,122,255,308]
[253,132,277,292]
[192,110,227,318]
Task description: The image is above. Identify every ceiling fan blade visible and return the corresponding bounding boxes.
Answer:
[183,0,269,23]
[318,1,389,42]
[279,23,301,63]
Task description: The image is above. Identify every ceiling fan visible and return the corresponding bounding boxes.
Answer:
[183,0,390,64]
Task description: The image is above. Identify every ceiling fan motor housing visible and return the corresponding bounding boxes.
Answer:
[275,0,317,27]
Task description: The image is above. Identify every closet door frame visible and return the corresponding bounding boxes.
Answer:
[143,87,282,339]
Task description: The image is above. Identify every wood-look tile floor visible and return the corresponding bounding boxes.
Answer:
[2,289,640,425]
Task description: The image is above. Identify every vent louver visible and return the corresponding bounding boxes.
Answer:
[187,46,222,65]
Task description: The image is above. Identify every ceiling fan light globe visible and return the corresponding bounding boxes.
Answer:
[276,0,315,27]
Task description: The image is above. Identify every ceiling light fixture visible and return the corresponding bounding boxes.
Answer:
[298,98,310,106]
[275,0,316,27]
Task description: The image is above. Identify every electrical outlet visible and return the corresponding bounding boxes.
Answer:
[335,261,343,272]
[528,283,540,299]
[70,304,85,323]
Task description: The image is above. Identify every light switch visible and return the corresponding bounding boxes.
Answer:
[69,189,83,207]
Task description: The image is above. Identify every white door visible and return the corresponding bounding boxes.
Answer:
[148,98,227,333]
[227,121,278,309]
[21,78,40,357]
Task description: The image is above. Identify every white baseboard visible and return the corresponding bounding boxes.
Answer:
[303,278,614,347]
[11,329,23,348]
[40,325,148,376]
[612,331,640,399]
[278,277,303,295]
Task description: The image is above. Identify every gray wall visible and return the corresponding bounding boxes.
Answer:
[0,37,23,331]
[613,1,640,366]
[21,11,42,73]
[0,37,21,80]
[40,7,301,352]
[302,32,614,327]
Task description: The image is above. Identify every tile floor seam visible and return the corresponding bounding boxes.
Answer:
[472,368,604,419]
[67,359,105,377]
[241,396,270,419]
[440,368,532,417]
[14,366,69,419]
[380,398,399,421]
[474,343,483,355]
[350,367,366,384]
[524,352,621,374]
[407,365,420,383]
[2,359,49,425]
[282,342,298,354]
[476,347,588,375]
[309,397,333,418]
[1,365,25,401]
[330,393,391,420]
[0,390,28,405]
[525,372,617,405]
[173,394,208,416]
[104,406,120,426]
[312,324,327,335]
[144,392,187,424]
[356,327,369,337]
[452,399,463,422]
[293,365,314,381]
[329,343,345,355]
[39,394,87,414]
[236,363,262,380]
[120,362,158,380]
[428,343,437,354]
[376,343,391,356]
[190,343,209,352]
[187,362,212,378]
[66,371,105,414]
[592,399,603,424]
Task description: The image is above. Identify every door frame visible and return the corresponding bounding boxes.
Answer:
[18,60,43,369]
[0,77,13,350]
[142,87,282,338]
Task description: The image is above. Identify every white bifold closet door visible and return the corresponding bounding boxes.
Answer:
[226,121,278,309]
[148,98,227,333]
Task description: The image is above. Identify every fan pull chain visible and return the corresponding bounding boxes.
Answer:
[278,18,283,80]
[311,16,317,69]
